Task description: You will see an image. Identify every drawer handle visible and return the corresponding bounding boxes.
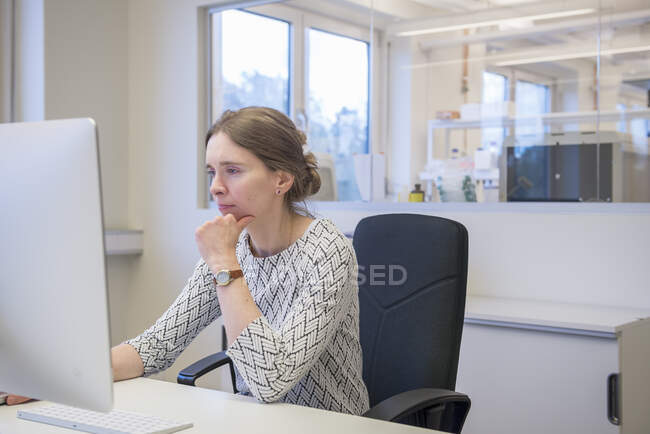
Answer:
[607,373,620,425]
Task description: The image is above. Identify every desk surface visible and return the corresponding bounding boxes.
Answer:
[466,294,650,336]
[0,378,435,433]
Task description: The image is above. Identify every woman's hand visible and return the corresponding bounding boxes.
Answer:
[195,213,255,271]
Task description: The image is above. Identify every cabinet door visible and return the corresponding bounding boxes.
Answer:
[457,324,619,434]
[618,318,650,434]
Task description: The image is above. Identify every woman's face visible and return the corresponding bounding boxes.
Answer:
[205,131,284,220]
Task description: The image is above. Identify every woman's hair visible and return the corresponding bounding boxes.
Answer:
[206,106,321,216]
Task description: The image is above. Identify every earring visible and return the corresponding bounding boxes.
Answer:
[277,189,281,195]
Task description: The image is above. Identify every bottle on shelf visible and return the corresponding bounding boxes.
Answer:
[408,183,425,202]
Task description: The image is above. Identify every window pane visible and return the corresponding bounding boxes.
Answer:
[516,80,549,115]
[515,80,550,137]
[482,71,508,148]
[213,9,290,119]
[306,28,369,201]
[482,72,508,104]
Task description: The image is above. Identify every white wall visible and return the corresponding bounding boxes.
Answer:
[43,0,129,229]
[16,0,131,344]
[312,202,650,309]
[125,0,233,388]
[16,0,130,227]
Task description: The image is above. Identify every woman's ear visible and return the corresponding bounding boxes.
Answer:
[275,170,295,194]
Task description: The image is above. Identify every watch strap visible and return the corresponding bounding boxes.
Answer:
[229,269,243,279]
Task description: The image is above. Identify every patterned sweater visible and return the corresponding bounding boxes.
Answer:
[126,218,370,415]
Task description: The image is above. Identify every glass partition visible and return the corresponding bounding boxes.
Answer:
[376,0,650,203]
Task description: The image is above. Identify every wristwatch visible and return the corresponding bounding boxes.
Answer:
[213,269,243,287]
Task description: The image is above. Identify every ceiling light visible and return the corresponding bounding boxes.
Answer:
[495,45,650,66]
[396,8,596,37]
[498,19,533,30]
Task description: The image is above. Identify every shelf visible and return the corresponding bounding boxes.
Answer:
[428,108,650,130]
[426,108,650,161]
[105,229,143,255]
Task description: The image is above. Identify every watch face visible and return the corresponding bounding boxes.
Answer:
[215,270,230,285]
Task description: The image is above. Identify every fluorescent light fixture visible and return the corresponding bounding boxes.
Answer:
[496,45,650,66]
[396,8,596,37]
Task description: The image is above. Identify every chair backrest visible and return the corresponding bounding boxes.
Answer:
[353,213,468,407]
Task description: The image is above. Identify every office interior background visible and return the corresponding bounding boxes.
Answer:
[1,0,649,433]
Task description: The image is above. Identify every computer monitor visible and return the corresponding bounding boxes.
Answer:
[0,118,113,412]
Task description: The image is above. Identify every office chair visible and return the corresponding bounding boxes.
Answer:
[177,213,470,433]
[353,213,470,433]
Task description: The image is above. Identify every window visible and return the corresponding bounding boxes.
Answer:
[211,9,290,118]
[515,79,550,137]
[207,3,372,203]
[306,28,369,201]
[481,71,509,149]
[483,71,509,104]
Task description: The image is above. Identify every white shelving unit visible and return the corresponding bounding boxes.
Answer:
[425,108,650,162]
[104,230,143,255]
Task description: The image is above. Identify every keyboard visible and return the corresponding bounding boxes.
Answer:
[17,403,193,434]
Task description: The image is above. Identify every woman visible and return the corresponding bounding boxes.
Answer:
[110,106,370,414]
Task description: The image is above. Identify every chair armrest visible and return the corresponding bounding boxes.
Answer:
[364,388,470,433]
[176,351,238,393]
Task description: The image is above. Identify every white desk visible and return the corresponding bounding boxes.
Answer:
[465,295,650,337]
[0,378,437,433]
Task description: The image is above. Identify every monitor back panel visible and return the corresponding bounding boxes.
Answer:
[0,118,113,412]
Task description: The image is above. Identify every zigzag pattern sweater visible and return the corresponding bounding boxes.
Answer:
[126,218,370,415]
